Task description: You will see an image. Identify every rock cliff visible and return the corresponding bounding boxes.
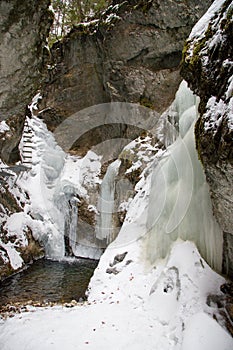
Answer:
[40,0,212,127]
[0,0,52,164]
[0,0,52,122]
[0,0,52,279]
[181,0,233,278]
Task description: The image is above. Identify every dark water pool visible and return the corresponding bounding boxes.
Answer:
[0,258,98,306]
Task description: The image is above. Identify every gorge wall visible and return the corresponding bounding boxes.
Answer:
[181,0,233,277]
[0,0,52,122]
[0,0,52,279]
[37,0,214,263]
[0,0,52,164]
[40,0,213,130]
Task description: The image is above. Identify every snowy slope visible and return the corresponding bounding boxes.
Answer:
[0,241,232,350]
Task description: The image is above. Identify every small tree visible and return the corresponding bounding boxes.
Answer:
[49,0,109,44]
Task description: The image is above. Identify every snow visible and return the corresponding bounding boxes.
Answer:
[79,19,99,27]
[228,97,233,130]
[77,150,102,188]
[0,120,10,134]
[4,212,27,235]
[226,75,233,100]
[182,312,233,350]
[189,0,226,40]
[187,0,232,63]
[0,241,232,350]
[0,242,23,270]
[28,93,42,113]
[104,13,121,24]
[203,96,233,132]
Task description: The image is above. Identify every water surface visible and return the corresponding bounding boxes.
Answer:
[0,258,98,306]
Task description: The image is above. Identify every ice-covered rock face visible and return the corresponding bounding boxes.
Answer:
[181,0,233,277]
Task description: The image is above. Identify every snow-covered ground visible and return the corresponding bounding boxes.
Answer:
[0,241,232,350]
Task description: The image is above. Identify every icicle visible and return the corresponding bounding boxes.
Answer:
[96,159,121,244]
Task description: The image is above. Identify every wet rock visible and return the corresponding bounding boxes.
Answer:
[0,115,25,164]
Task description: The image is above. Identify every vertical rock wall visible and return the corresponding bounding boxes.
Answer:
[181,0,233,278]
[0,0,52,122]
[40,0,212,125]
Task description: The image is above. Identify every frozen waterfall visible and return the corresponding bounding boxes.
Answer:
[22,115,84,260]
[145,81,223,272]
[96,159,121,244]
[64,196,79,256]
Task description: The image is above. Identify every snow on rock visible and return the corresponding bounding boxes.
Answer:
[77,150,102,188]
[0,121,10,134]
[187,0,231,61]
[203,96,233,132]
[0,242,23,270]
[4,213,28,245]
[189,0,226,41]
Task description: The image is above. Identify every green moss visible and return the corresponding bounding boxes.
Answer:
[226,6,233,20]
[195,117,204,163]
[119,149,134,164]
[134,0,153,13]
[222,7,233,31]
[182,23,214,70]
[139,96,154,109]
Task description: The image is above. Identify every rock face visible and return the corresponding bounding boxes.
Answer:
[40,0,212,128]
[0,114,25,164]
[0,0,52,279]
[181,0,233,278]
[0,0,52,164]
[0,0,52,122]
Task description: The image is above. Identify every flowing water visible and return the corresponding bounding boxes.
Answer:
[0,258,98,307]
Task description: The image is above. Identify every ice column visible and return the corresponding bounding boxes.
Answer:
[96,159,121,244]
